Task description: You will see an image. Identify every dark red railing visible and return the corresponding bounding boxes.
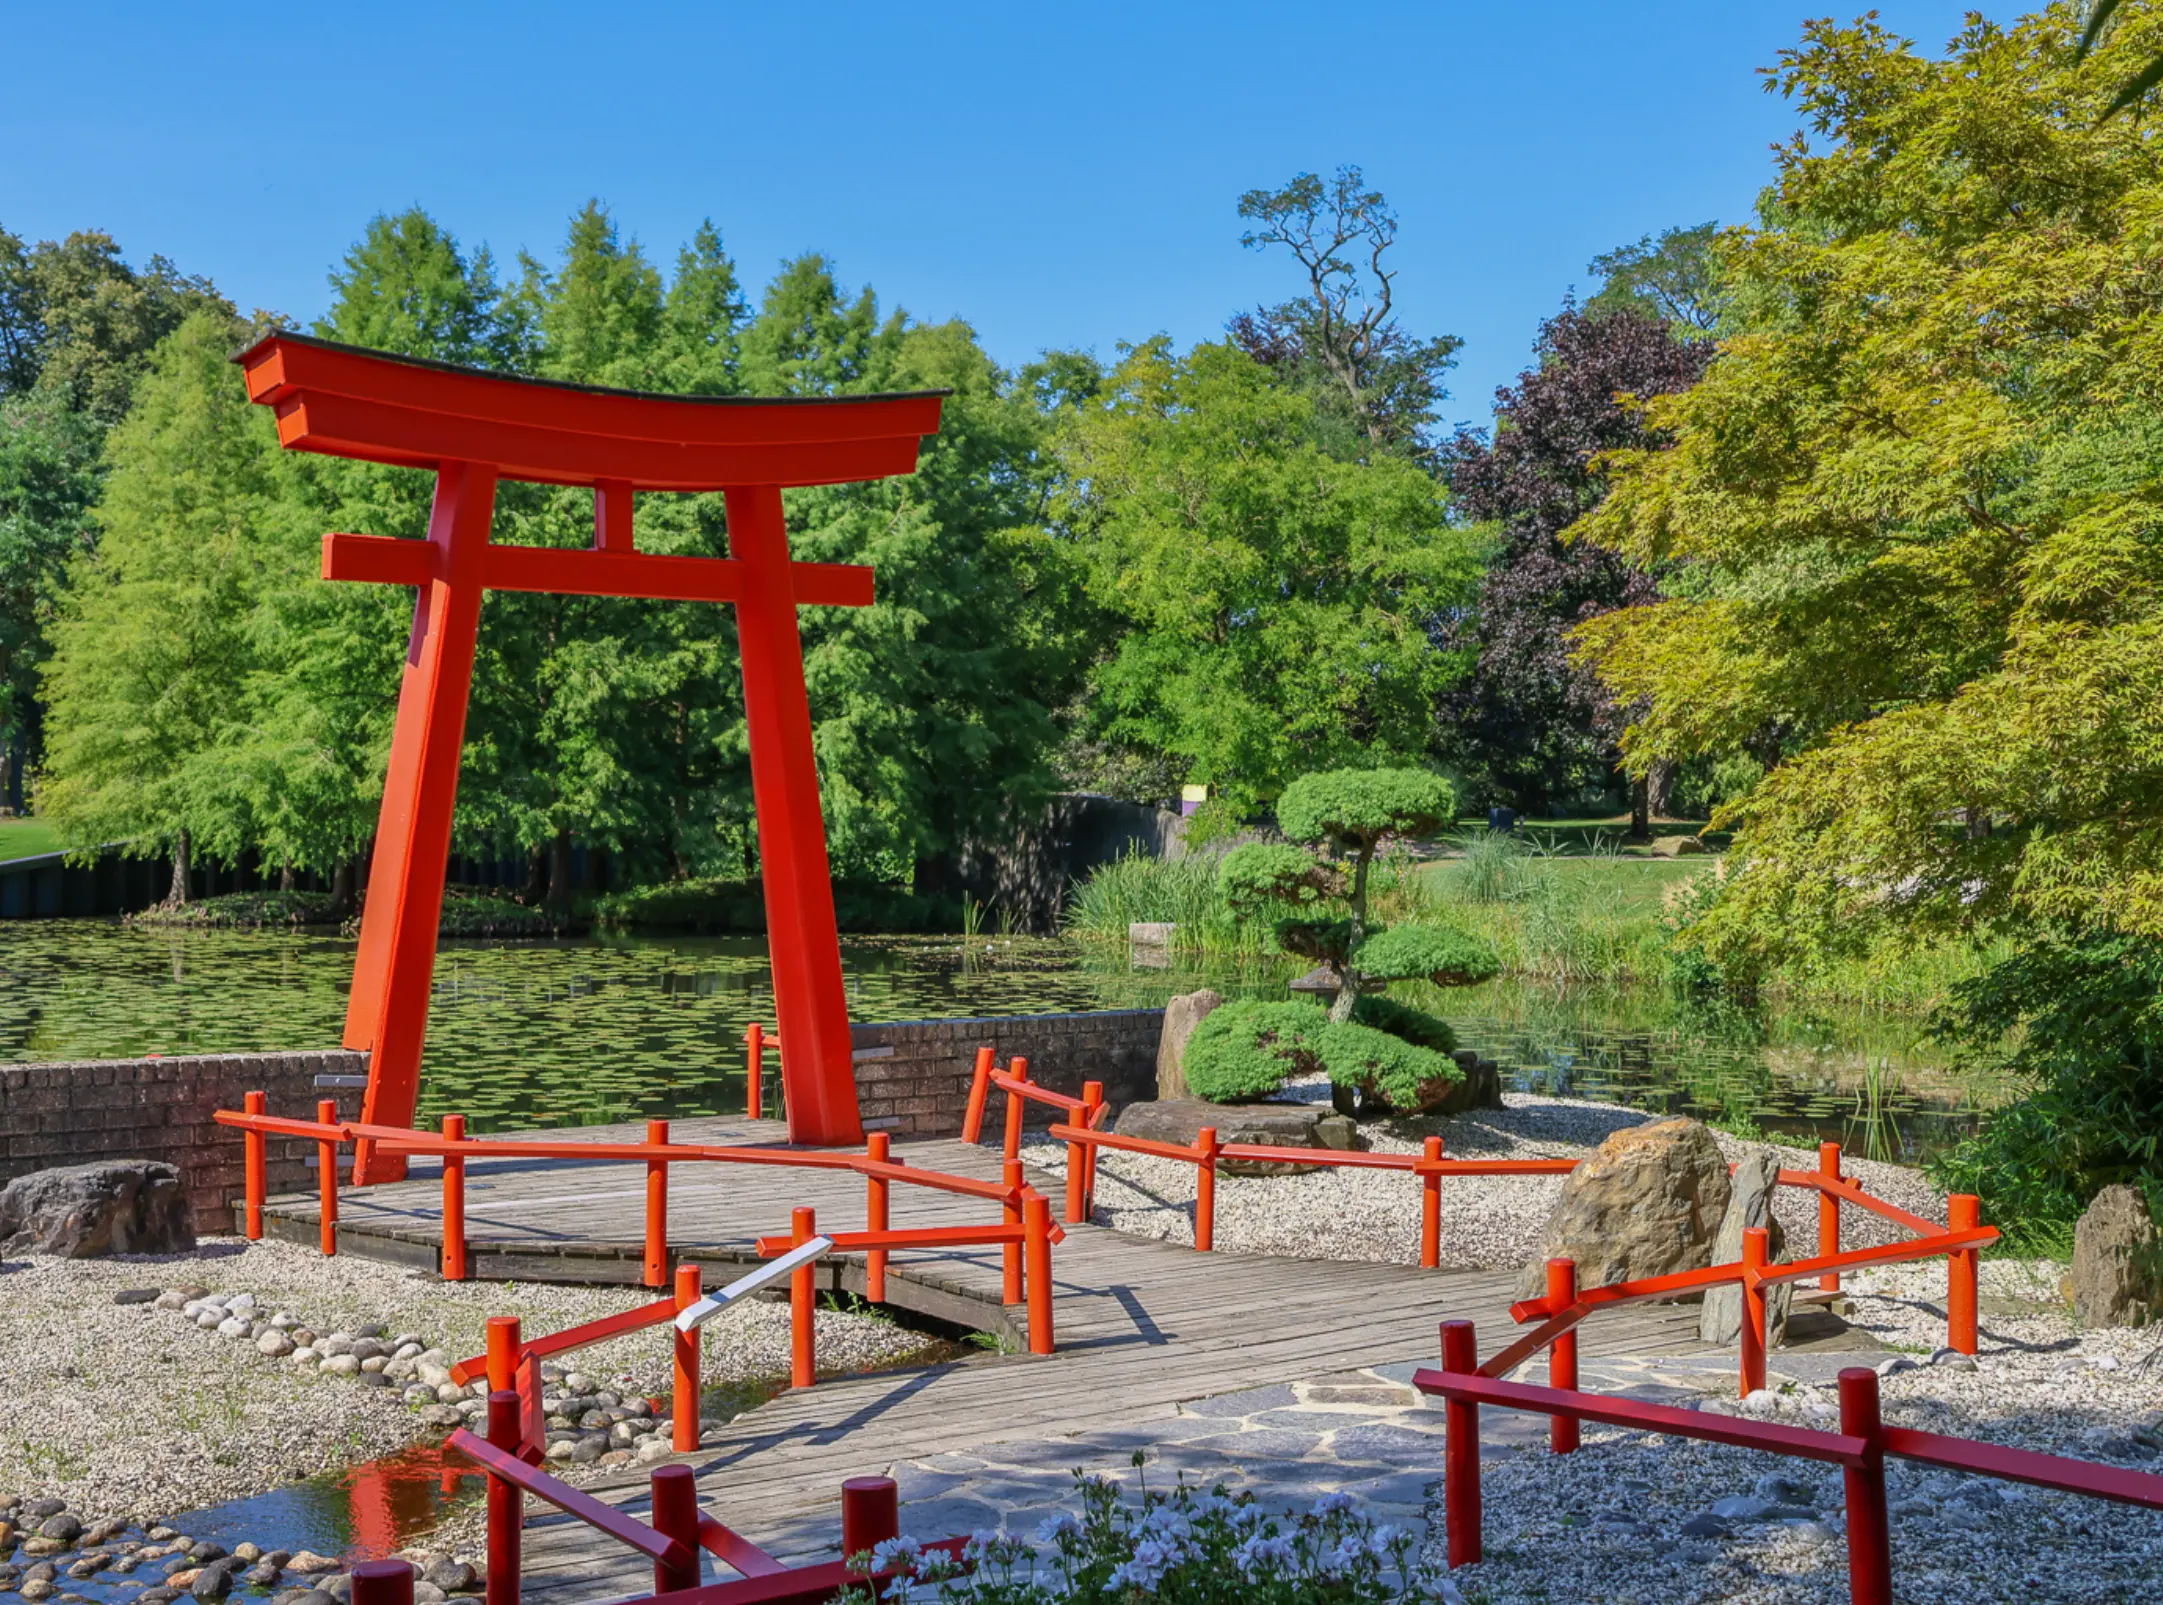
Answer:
[446,1391,966,1605]
[1417,1318,2163,1605]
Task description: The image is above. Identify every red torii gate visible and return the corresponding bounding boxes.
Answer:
[236,333,944,1179]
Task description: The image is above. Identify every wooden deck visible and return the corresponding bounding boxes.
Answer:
[262,1117,1709,1600]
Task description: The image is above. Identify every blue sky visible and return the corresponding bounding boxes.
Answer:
[5,0,1982,427]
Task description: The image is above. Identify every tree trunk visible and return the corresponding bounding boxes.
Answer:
[168,829,191,908]
[279,862,295,892]
[1964,807,1991,840]
[1628,778,1651,841]
[1647,759,1677,820]
[521,844,547,905]
[546,826,574,913]
[330,857,357,919]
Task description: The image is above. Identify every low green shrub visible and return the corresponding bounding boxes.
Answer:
[1351,925,1499,987]
[1313,1019,1461,1110]
[1348,994,1458,1054]
[132,890,342,929]
[1926,932,2163,1244]
[595,876,948,933]
[1182,1000,1327,1101]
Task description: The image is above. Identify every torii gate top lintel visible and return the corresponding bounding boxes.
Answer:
[236,332,946,1178]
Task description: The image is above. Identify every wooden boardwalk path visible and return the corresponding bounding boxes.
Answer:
[262,1117,1707,1600]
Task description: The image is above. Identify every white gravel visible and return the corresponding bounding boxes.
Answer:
[1027,1090,1947,1272]
[1424,1267,2163,1604]
[0,1237,941,1521]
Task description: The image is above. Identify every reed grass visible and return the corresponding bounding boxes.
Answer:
[1063,842,2003,1014]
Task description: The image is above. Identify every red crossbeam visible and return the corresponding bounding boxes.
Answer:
[989,1071,1085,1114]
[1777,1168,1945,1236]
[755,1223,1026,1257]
[647,1541,971,1605]
[1414,1368,1869,1464]
[1881,1427,2163,1510]
[695,1515,788,1579]
[449,1429,695,1571]
[323,534,876,608]
[448,1295,678,1386]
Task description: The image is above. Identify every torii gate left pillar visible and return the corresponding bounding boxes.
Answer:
[237,333,946,1180]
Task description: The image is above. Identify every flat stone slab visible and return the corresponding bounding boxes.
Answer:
[1113,1099,1357,1175]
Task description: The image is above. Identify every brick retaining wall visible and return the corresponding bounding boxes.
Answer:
[0,1050,368,1232]
[850,1008,1165,1139]
[0,1008,1166,1228]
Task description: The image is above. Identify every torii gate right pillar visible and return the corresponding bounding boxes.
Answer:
[727,483,860,1142]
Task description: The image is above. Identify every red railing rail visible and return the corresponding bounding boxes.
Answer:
[1041,1118,1577,1264]
[218,1097,1032,1289]
[453,1391,972,1605]
[959,1051,1110,1220]
[1415,1319,2163,1604]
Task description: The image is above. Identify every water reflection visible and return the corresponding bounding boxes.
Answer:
[0,922,2001,1156]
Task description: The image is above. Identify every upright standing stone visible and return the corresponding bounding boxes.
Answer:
[2073,1184,2162,1328]
[1155,989,1224,1101]
[1699,1150,1792,1346]
[1516,1117,1731,1298]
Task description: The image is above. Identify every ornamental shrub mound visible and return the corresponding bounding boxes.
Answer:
[1201,767,1499,1114]
[1182,1001,1326,1103]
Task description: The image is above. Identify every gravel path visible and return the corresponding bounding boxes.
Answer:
[1024,1090,1946,1272]
[1426,1264,2163,1604]
[0,1238,941,1522]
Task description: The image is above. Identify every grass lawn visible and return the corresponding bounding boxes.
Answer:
[0,817,68,861]
[1419,851,1710,919]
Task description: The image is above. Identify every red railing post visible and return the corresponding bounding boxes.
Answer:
[1080,1080,1104,1211]
[242,1091,267,1240]
[351,1559,415,1605]
[316,1098,339,1257]
[1740,1225,1769,1398]
[1001,1159,1024,1305]
[1440,1320,1482,1568]
[1420,1135,1442,1270]
[486,1315,521,1397]
[1024,1193,1054,1355]
[644,1119,670,1289]
[673,1262,702,1452]
[1818,1140,1842,1292]
[442,1113,469,1281]
[1002,1055,1030,1162]
[485,1390,522,1605]
[1839,1366,1894,1605]
[1547,1257,1579,1454]
[865,1131,891,1304]
[1063,1116,1088,1225]
[840,1476,899,1563]
[650,1463,702,1595]
[791,1206,817,1388]
[960,1045,995,1145]
[745,1023,765,1120]
[1194,1127,1218,1252]
[1948,1193,1981,1356]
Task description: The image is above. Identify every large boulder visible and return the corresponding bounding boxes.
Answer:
[0,1160,196,1257]
[1699,1150,1793,1347]
[2073,1184,2162,1328]
[1515,1117,1730,1299]
[1114,1098,1357,1176]
[1155,990,1224,1101]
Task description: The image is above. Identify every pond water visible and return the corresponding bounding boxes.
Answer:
[0,920,2000,1162]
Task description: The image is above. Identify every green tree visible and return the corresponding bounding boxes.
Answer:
[36,310,293,898]
[1583,222,1724,334]
[0,388,100,797]
[1229,166,1461,459]
[1056,339,1480,827]
[1570,9,2163,964]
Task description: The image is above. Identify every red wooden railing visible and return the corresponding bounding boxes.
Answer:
[449,1390,966,1605]
[743,1023,781,1122]
[220,1095,1065,1374]
[960,1050,1112,1222]
[1416,1319,2163,1605]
